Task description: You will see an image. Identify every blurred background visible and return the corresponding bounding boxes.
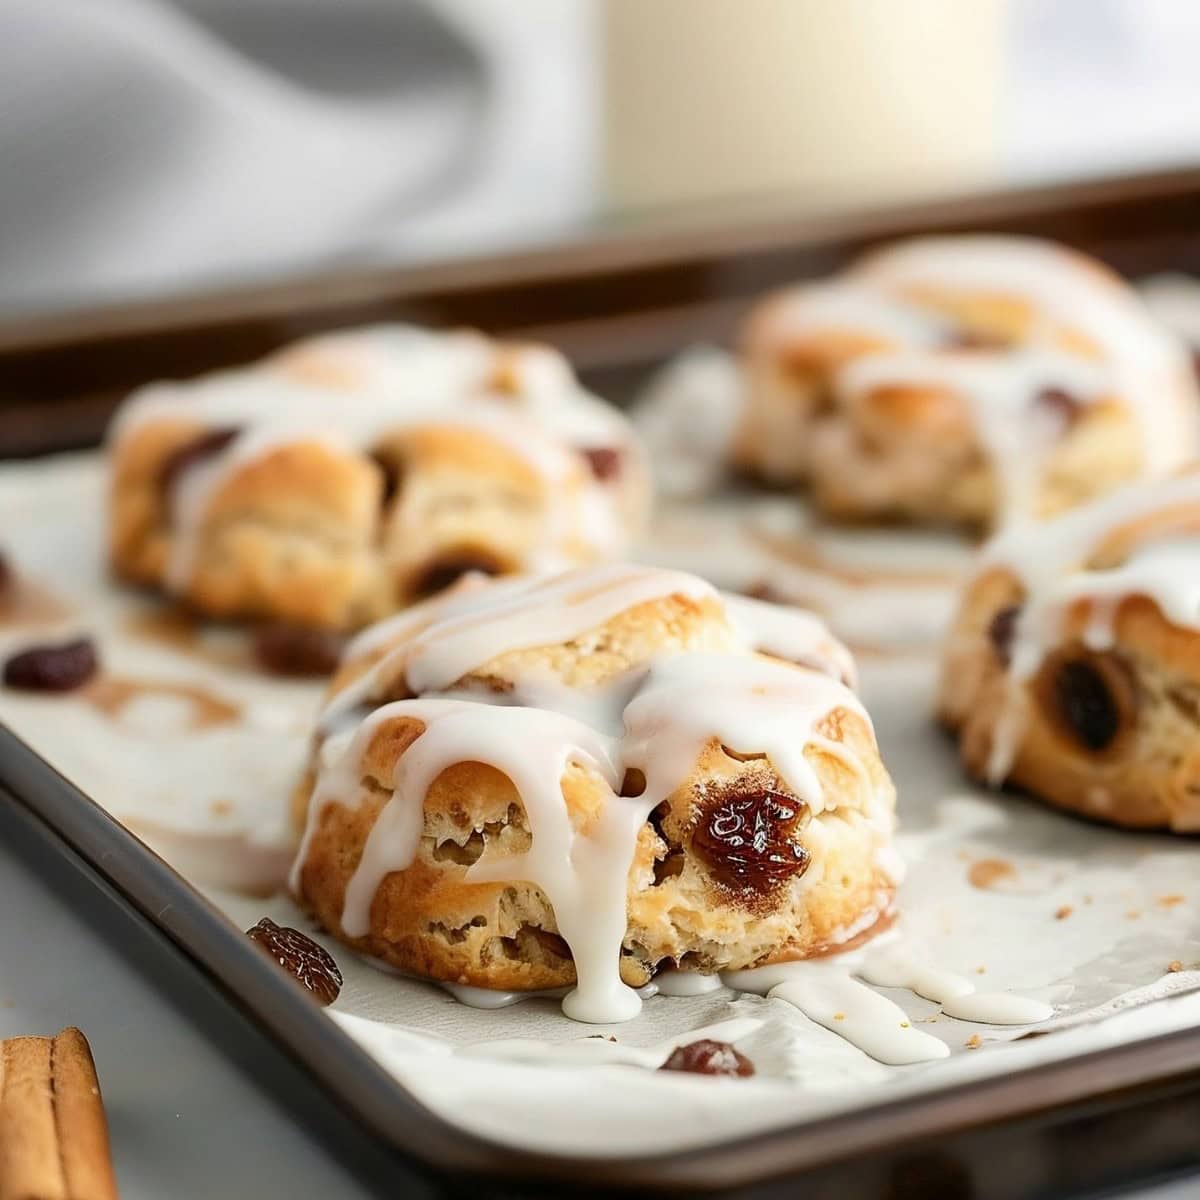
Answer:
[3,0,1200,316]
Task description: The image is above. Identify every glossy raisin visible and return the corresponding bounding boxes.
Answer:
[620,768,647,798]
[987,604,1021,667]
[581,447,622,481]
[659,1039,755,1077]
[1053,659,1122,751]
[411,554,500,599]
[370,452,403,508]
[4,637,98,691]
[692,786,810,894]
[246,918,343,1005]
[253,624,346,677]
[943,328,1010,351]
[158,427,240,493]
[1034,387,1082,430]
[743,580,784,603]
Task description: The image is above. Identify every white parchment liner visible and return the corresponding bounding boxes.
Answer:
[0,453,1196,1158]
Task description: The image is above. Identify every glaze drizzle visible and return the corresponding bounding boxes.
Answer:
[967,471,1200,783]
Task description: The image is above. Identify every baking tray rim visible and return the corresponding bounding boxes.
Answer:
[4,161,1200,354]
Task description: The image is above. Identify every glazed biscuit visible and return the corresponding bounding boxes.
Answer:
[939,469,1200,831]
[108,326,648,629]
[736,237,1198,529]
[290,564,897,1021]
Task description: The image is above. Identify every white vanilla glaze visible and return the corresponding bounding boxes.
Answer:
[970,471,1200,782]
[858,946,1054,1026]
[720,941,1051,1064]
[295,563,884,1026]
[854,236,1197,475]
[1141,273,1200,349]
[723,592,858,686]
[760,235,1197,521]
[319,565,715,732]
[722,962,948,1065]
[753,281,950,351]
[621,653,868,823]
[651,968,726,998]
[400,944,1050,1065]
[112,324,638,594]
[836,348,1109,522]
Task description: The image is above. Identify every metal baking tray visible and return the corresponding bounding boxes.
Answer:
[2,168,1200,1197]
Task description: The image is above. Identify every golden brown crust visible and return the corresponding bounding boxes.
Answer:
[108,333,647,629]
[292,586,897,990]
[809,396,1142,530]
[940,571,1200,831]
[734,243,1195,528]
[295,723,895,988]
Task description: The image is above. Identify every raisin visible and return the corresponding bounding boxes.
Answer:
[743,580,784,603]
[411,554,501,599]
[987,604,1021,667]
[253,624,346,677]
[691,786,810,894]
[1034,387,1081,430]
[1053,659,1122,751]
[246,918,342,1005]
[158,428,240,493]
[943,328,1010,351]
[620,768,647,797]
[370,452,403,508]
[659,1039,755,1077]
[580,447,622,481]
[4,638,98,692]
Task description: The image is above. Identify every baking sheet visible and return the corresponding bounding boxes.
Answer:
[0,452,1197,1159]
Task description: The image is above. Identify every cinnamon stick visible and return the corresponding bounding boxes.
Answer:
[0,1028,118,1200]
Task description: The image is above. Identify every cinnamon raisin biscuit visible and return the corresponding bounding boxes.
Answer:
[939,469,1200,830]
[108,325,648,629]
[290,563,897,1022]
[736,236,1197,529]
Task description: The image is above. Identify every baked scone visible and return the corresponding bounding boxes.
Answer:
[290,564,898,1022]
[736,236,1198,529]
[108,325,648,629]
[939,469,1200,831]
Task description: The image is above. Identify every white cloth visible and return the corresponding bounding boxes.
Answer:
[0,0,596,313]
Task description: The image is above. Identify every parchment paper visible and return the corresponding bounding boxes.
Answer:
[0,453,1196,1158]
